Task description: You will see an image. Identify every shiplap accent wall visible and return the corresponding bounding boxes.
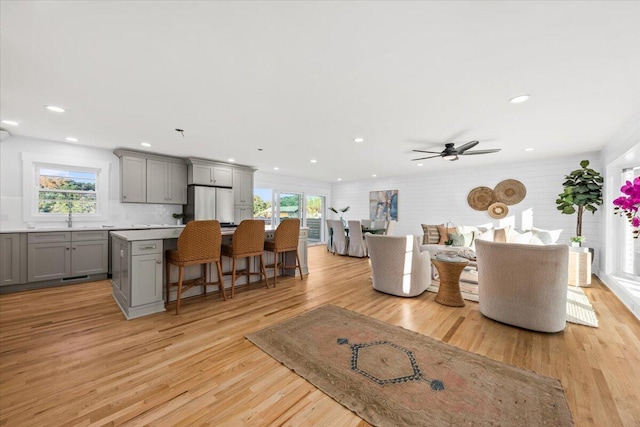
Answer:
[330,152,604,271]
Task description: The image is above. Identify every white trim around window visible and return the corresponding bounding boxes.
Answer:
[22,152,110,223]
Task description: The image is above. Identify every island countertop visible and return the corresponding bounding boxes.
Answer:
[110,225,307,241]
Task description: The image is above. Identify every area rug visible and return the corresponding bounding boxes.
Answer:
[246,305,573,427]
[427,281,598,328]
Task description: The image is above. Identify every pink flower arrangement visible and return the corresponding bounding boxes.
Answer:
[613,176,640,238]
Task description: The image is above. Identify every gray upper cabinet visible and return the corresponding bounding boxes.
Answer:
[121,156,147,203]
[115,149,187,204]
[233,168,254,205]
[186,158,233,187]
[146,159,187,204]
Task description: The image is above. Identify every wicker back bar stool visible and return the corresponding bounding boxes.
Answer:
[165,220,226,315]
[264,218,304,286]
[221,219,269,297]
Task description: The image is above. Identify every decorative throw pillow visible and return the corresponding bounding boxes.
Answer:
[449,232,474,247]
[493,226,511,243]
[421,224,441,245]
[436,224,457,245]
[475,229,495,242]
[508,230,533,244]
[531,227,562,244]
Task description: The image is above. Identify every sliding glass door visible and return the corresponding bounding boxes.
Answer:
[275,192,302,227]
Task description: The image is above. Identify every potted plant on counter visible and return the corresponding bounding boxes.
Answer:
[172,213,185,225]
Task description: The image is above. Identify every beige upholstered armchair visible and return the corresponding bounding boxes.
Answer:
[365,234,431,297]
[475,240,569,333]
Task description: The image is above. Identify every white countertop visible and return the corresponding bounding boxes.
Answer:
[0,224,185,234]
[110,225,305,241]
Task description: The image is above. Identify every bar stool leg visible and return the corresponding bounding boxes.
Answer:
[216,261,226,300]
[231,258,237,298]
[176,266,184,315]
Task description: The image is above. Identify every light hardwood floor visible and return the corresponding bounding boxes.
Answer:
[1,245,639,426]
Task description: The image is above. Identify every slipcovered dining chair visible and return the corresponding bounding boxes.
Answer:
[475,240,569,333]
[165,220,226,315]
[326,219,334,252]
[221,219,269,298]
[385,220,397,236]
[365,234,431,297]
[347,220,368,257]
[331,219,349,255]
[264,218,304,286]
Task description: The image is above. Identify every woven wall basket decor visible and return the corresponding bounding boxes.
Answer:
[494,179,526,205]
[467,186,497,211]
[488,202,509,219]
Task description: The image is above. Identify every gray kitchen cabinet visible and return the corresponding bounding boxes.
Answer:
[187,158,233,187]
[27,231,108,283]
[0,234,27,285]
[111,237,164,319]
[111,237,130,306]
[115,150,188,205]
[233,168,254,205]
[146,159,187,204]
[120,155,147,203]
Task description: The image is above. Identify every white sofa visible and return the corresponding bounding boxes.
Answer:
[420,224,563,255]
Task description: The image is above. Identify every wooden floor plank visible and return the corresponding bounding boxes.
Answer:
[1,245,639,426]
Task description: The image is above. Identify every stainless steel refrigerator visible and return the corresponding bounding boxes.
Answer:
[184,185,235,224]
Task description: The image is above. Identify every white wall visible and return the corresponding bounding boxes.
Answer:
[0,135,183,230]
[254,171,331,202]
[330,152,604,269]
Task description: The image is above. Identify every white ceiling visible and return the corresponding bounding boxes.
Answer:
[1,1,639,182]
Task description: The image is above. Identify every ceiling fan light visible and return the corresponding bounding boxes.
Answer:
[443,154,457,161]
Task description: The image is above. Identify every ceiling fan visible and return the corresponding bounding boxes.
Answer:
[411,140,501,161]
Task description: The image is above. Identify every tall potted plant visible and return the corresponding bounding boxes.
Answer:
[555,160,603,242]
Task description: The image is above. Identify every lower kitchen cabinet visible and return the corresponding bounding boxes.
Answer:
[27,231,108,283]
[111,237,165,319]
[0,234,27,286]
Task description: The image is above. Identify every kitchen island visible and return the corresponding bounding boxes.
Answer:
[110,226,308,319]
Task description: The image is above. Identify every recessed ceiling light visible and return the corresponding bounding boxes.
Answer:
[310,159,317,163]
[509,95,530,104]
[45,105,65,113]
[141,142,152,147]
[227,158,235,163]
[417,163,424,167]
[372,174,377,177]
[337,178,342,181]
[65,137,78,142]
[354,137,364,143]
[273,167,280,171]
[524,147,535,152]
[1,120,18,126]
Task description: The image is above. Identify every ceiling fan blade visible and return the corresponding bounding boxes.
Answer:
[460,149,501,155]
[411,154,443,161]
[412,149,442,154]
[455,140,480,154]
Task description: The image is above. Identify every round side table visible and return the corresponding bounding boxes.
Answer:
[431,257,469,307]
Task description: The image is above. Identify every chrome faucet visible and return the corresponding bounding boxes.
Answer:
[66,204,73,228]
